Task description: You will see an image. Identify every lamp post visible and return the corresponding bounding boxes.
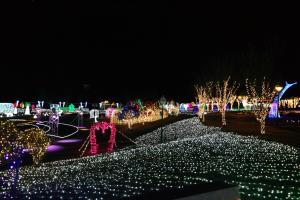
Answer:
[159,96,167,143]
[275,85,283,118]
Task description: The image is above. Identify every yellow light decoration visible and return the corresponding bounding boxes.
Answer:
[0,120,19,165]
[275,85,283,93]
[17,128,50,165]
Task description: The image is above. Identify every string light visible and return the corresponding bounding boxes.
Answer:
[17,128,50,165]
[1,118,298,199]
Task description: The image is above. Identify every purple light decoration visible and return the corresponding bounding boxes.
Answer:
[55,139,82,144]
[46,145,64,153]
[49,112,59,135]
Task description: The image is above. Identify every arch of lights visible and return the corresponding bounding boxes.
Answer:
[269,81,297,118]
[89,122,116,155]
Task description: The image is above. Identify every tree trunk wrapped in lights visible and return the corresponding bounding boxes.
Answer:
[246,78,276,134]
[229,95,237,110]
[215,76,239,126]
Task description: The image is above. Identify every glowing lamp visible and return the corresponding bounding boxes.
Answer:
[275,85,283,92]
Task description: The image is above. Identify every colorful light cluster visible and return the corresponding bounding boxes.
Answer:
[1,118,299,199]
[89,122,117,154]
[0,103,14,116]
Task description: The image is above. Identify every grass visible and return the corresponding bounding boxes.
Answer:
[204,111,300,147]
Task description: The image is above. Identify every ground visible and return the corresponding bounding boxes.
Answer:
[204,111,300,147]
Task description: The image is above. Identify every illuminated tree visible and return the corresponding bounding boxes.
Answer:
[215,76,239,126]
[246,78,276,134]
[195,82,213,122]
[17,128,49,165]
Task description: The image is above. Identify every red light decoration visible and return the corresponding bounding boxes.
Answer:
[89,122,117,155]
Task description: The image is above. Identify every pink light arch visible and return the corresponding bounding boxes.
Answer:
[89,122,117,155]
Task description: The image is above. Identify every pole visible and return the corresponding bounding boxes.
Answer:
[160,106,163,142]
[277,95,280,118]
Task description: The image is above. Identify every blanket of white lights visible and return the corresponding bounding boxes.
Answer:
[1,117,299,199]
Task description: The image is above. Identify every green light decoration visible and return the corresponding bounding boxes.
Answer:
[68,104,75,112]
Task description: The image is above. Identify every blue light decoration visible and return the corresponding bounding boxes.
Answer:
[212,104,218,112]
[192,105,199,113]
[179,103,186,113]
[118,103,139,120]
[268,81,297,118]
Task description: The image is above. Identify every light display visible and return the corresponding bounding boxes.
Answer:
[35,109,42,122]
[77,111,83,127]
[17,128,49,165]
[50,104,60,111]
[68,104,75,112]
[105,107,115,118]
[269,81,297,118]
[37,101,41,108]
[246,78,276,134]
[1,117,299,199]
[0,103,14,116]
[19,102,24,109]
[48,111,59,135]
[89,122,116,154]
[13,100,19,114]
[123,110,136,129]
[0,121,45,195]
[89,109,99,122]
[24,103,30,115]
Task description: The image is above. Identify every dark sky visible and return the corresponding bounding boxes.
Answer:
[1,2,300,102]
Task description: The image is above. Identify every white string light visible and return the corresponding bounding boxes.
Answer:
[1,118,298,199]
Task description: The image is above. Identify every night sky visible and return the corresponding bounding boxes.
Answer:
[2,2,300,102]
